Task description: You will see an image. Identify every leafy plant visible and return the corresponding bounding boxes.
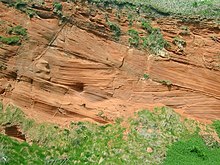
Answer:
[14,1,27,10]
[53,2,62,11]
[107,21,121,40]
[0,36,20,45]
[8,25,27,36]
[173,36,186,47]
[0,25,27,46]
[6,0,36,18]
[143,73,150,80]
[141,20,153,33]
[128,29,140,47]
[143,28,169,55]
[127,14,134,26]
[53,2,63,17]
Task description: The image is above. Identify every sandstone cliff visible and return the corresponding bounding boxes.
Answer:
[0,1,220,125]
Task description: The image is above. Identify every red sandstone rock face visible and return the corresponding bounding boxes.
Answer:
[0,2,220,125]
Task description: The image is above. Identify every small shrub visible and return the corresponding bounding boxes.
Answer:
[115,10,121,20]
[144,28,169,54]
[8,25,27,36]
[96,111,108,120]
[53,2,63,17]
[141,37,148,48]
[14,1,27,10]
[173,36,186,47]
[0,36,20,45]
[0,105,24,125]
[107,21,121,40]
[160,80,172,87]
[25,9,36,18]
[210,35,219,42]
[180,26,190,35]
[141,20,153,33]
[128,29,139,47]
[143,73,150,80]
[53,2,63,11]
[127,14,134,26]
[4,0,36,18]
[0,63,7,70]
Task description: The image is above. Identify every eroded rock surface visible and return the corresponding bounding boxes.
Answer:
[0,2,220,125]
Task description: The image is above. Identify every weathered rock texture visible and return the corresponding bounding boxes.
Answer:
[0,1,220,125]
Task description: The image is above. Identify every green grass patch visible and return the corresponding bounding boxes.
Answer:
[212,120,220,138]
[0,134,50,164]
[88,0,220,18]
[163,136,220,165]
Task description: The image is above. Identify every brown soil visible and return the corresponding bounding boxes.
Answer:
[0,1,220,126]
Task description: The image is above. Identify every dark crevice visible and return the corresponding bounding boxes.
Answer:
[70,82,84,92]
[4,125,26,141]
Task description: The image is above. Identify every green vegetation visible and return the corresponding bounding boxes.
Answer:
[210,35,219,42]
[0,0,219,164]
[180,26,191,35]
[142,28,169,55]
[0,103,203,164]
[0,25,27,45]
[53,2,63,11]
[0,134,50,164]
[141,20,153,33]
[2,0,220,21]
[8,25,27,36]
[7,0,36,18]
[128,29,140,47]
[0,36,20,45]
[127,20,169,55]
[173,36,186,48]
[127,14,134,26]
[88,0,220,18]
[213,120,220,138]
[96,110,108,120]
[0,63,7,70]
[163,136,220,165]
[53,2,63,17]
[159,80,172,87]
[107,21,121,40]
[143,73,150,80]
